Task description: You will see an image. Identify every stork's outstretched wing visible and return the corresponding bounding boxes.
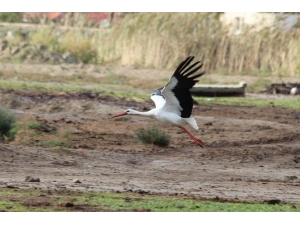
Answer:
[161,56,204,118]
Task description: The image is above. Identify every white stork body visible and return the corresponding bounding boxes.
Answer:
[111,56,205,148]
[126,108,197,128]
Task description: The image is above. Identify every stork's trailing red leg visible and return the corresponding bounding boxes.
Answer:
[177,125,203,148]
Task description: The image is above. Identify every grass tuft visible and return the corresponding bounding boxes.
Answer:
[27,121,43,130]
[135,126,170,147]
[27,121,57,133]
[0,107,17,142]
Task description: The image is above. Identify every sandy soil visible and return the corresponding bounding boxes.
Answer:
[0,64,300,205]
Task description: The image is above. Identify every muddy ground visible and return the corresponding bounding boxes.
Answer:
[0,64,300,206]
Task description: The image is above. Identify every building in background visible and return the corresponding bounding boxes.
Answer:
[220,12,300,34]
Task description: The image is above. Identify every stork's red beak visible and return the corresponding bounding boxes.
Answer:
[111,112,127,118]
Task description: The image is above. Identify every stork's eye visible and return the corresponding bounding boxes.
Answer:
[125,110,130,113]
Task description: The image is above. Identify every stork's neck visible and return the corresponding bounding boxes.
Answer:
[130,109,156,117]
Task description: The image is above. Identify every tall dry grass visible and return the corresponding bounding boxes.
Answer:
[23,12,300,77]
[97,13,224,69]
[97,12,300,77]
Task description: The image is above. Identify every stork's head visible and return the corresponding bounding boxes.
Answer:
[111,109,136,118]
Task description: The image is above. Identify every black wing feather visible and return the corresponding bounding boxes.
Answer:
[171,56,205,118]
[181,61,201,76]
[174,56,194,74]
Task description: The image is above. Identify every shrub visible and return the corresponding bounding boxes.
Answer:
[29,26,60,52]
[58,30,98,64]
[0,12,22,23]
[135,126,170,147]
[0,107,17,142]
[28,27,98,64]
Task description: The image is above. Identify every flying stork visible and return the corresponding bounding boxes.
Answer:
[111,56,205,148]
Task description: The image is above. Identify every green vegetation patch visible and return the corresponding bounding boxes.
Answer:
[0,79,149,101]
[0,78,299,110]
[27,121,56,133]
[195,96,300,110]
[0,106,17,142]
[135,126,170,147]
[0,187,299,212]
[0,12,22,23]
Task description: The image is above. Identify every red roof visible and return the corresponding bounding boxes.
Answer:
[86,12,111,22]
[47,12,63,20]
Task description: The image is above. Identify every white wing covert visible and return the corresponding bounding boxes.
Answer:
[150,88,166,109]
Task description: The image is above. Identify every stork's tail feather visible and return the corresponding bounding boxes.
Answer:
[184,117,199,131]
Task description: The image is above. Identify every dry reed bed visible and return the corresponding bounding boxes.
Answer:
[23,13,300,77]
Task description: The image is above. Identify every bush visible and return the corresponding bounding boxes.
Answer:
[29,26,60,52]
[135,126,170,147]
[0,12,22,23]
[0,107,17,142]
[28,27,98,64]
[58,31,98,64]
